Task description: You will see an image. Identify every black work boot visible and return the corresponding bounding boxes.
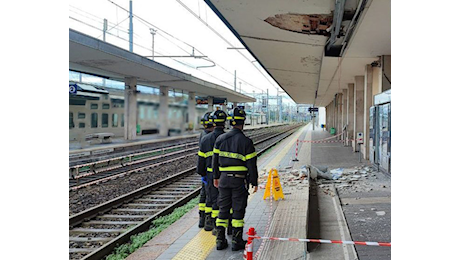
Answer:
[198,211,205,228]
[216,226,228,250]
[227,224,233,236]
[204,213,213,231]
[232,227,247,251]
[211,218,217,236]
[227,214,233,235]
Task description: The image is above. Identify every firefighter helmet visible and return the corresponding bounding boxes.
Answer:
[200,112,213,128]
[228,107,246,126]
[210,110,227,127]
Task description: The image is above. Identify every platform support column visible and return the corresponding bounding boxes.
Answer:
[124,77,137,140]
[342,89,348,142]
[188,91,196,131]
[353,76,365,152]
[347,83,355,147]
[159,86,169,136]
[337,93,343,138]
[207,96,213,112]
[363,65,374,159]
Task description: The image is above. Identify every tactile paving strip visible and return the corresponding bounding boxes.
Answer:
[171,229,216,260]
[171,191,258,259]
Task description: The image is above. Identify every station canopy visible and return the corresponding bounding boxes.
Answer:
[205,0,390,106]
[69,29,255,104]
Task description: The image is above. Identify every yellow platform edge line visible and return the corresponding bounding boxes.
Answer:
[171,124,300,259]
[171,192,257,260]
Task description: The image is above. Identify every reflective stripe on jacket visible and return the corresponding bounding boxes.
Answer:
[212,128,258,186]
[197,127,225,177]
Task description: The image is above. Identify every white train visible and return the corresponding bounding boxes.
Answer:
[69,82,208,141]
[69,82,271,141]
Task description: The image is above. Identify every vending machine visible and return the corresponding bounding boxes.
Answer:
[369,90,391,174]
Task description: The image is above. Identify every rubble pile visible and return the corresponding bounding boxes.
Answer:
[257,164,388,194]
[258,165,310,190]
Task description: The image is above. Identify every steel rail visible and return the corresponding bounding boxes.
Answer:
[69,167,196,227]
[69,124,289,164]
[69,125,299,189]
[73,173,200,260]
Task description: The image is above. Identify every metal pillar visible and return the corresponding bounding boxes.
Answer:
[266,89,269,125]
[234,71,237,91]
[103,19,107,42]
[129,0,133,52]
[150,28,156,60]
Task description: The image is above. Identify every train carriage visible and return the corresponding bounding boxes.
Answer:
[69,82,207,141]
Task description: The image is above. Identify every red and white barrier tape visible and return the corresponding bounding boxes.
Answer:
[293,129,351,160]
[298,139,354,143]
[298,130,347,143]
[248,235,391,247]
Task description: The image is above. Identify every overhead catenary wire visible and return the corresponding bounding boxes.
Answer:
[106,0,226,77]
[69,15,199,71]
[74,1,285,100]
[105,0,272,93]
[106,0,201,56]
[70,5,139,38]
[175,0,280,91]
[71,14,235,89]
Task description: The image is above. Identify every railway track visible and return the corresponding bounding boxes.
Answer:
[69,168,200,260]
[69,124,302,260]
[69,124,288,166]
[69,124,299,189]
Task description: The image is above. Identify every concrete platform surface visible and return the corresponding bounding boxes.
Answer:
[125,125,391,260]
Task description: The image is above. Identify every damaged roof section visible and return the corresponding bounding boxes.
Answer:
[265,13,333,36]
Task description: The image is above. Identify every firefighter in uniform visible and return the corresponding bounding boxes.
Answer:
[197,110,227,234]
[197,112,214,228]
[199,112,214,142]
[213,107,258,251]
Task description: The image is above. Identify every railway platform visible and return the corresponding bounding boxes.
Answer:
[126,124,391,260]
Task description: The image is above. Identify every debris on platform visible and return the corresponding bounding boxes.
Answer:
[330,168,344,180]
[299,166,308,177]
[307,165,332,180]
[258,164,388,195]
[376,211,386,216]
[305,164,390,196]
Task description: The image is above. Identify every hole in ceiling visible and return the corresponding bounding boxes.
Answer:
[264,13,333,36]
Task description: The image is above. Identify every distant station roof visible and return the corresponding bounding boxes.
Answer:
[69,29,255,103]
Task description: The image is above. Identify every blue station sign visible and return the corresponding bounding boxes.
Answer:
[69,83,78,94]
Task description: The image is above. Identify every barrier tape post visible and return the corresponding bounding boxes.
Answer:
[292,139,299,161]
[244,227,255,260]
